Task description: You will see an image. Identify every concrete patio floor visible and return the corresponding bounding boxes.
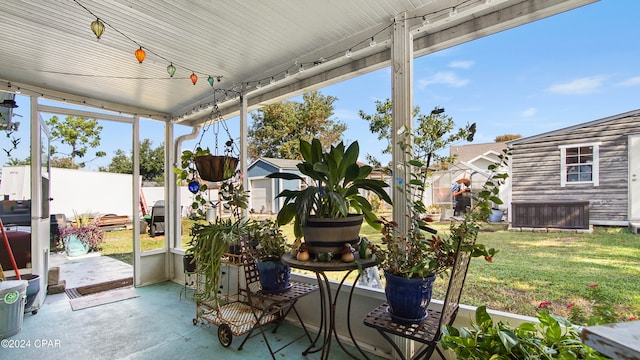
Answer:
[6,253,386,359]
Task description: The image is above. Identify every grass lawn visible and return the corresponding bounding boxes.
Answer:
[100,218,640,318]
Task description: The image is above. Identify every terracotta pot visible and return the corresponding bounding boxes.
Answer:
[302,214,363,254]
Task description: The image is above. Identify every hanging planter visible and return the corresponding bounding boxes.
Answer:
[194,154,239,182]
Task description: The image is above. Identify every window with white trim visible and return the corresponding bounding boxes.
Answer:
[559,143,600,187]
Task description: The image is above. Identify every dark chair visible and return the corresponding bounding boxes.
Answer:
[363,238,475,360]
[236,248,318,359]
[149,202,165,237]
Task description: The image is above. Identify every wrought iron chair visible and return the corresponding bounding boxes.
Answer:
[233,248,319,359]
[363,238,474,360]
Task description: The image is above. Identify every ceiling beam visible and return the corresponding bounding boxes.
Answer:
[0,79,170,121]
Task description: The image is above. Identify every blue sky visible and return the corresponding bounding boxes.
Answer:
[2,0,639,170]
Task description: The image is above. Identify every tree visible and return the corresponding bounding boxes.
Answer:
[6,156,30,166]
[494,134,522,142]
[100,139,165,185]
[46,115,106,168]
[359,100,472,168]
[248,90,346,160]
[358,99,421,156]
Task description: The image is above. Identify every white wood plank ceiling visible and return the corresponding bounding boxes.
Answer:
[0,0,597,127]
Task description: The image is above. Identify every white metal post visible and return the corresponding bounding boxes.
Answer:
[391,12,413,235]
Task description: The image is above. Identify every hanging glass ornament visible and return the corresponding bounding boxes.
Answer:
[167,63,176,77]
[91,18,105,40]
[188,180,200,194]
[135,47,146,63]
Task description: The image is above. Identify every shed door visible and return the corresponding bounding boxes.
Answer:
[630,135,640,220]
[251,179,272,214]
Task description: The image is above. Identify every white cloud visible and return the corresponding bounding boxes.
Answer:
[546,76,605,94]
[521,107,537,117]
[616,76,640,87]
[417,71,469,89]
[449,60,474,69]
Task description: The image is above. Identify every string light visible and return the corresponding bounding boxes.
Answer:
[135,47,146,63]
[90,18,105,40]
[73,0,476,97]
[167,63,176,77]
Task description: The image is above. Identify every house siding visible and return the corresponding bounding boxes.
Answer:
[247,161,279,178]
[247,159,304,212]
[510,114,640,225]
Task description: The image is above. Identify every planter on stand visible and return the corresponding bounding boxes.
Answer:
[384,271,436,324]
[255,260,291,294]
[302,214,363,255]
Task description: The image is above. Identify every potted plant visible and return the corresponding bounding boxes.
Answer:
[246,219,291,294]
[423,204,442,222]
[373,113,509,324]
[59,211,104,257]
[180,163,249,305]
[267,138,392,254]
[440,306,608,359]
[188,216,247,305]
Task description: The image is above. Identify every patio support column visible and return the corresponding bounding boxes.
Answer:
[391,12,416,358]
[132,115,142,286]
[240,95,249,218]
[391,12,413,235]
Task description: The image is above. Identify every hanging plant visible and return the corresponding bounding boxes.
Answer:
[173,103,241,217]
[194,139,239,182]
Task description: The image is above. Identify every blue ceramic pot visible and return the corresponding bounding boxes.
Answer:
[384,271,436,324]
[255,260,291,294]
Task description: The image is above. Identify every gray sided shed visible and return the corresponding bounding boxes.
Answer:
[508,109,640,229]
[247,157,302,214]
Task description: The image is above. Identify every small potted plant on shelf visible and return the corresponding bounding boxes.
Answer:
[266,138,392,254]
[373,110,509,324]
[246,219,291,294]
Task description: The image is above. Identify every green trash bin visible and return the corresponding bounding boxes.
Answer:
[0,280,28,339]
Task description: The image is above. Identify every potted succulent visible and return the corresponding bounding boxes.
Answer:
[267,138,392,254]
[246,219,291,294]
[373,113,508,324]
[59,211,104,257]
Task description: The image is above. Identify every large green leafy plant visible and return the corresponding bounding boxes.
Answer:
[441,306,608,359]
[267,138,392,238]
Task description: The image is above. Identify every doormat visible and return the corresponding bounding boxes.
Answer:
[65,277,134,299]
[68,287,139,311]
